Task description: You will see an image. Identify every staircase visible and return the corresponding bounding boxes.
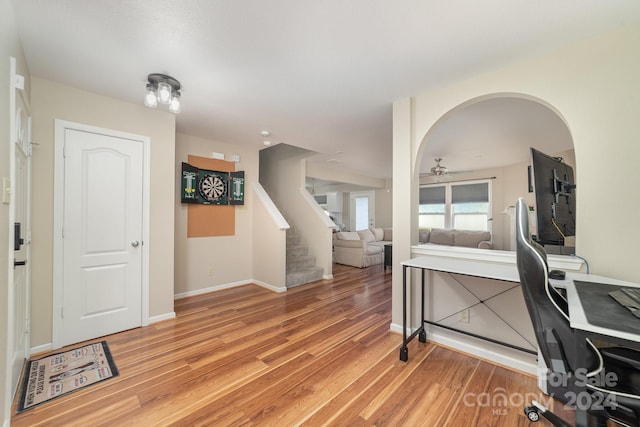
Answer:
[286,228,324,288]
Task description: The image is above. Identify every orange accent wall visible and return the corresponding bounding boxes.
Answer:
[187,155,235,237]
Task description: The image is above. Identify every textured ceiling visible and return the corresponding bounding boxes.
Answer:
[11,0,640,179]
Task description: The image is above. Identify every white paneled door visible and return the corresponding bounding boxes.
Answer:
[9,57,32,402]
[58,126,144,347]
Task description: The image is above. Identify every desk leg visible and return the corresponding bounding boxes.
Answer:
[400,265,408,361]
[573,331,608,427]
[419,268,426,343]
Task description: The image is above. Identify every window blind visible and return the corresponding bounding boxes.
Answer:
[451,183,488,203]
[419,186,445,204]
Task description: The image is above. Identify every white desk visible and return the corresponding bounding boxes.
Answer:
[559,272,640,343]
[399,254,523,361]
[401,254,640,425]
[558,273,640,427]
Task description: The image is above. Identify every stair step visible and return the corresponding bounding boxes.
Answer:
[286,266,324,288]
[284,224,322,288]
[286,255,317,272]
[286,233,303,245]
[286,245,308,257]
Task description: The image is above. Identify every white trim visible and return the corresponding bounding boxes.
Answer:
[4,56,17,427]
[300,186,337,230]
[174,280,255,298]
[148,312,176,324]
[174,279,288,300]
[52,120,150,349]
[411,244,584,272]
[252,279,288,293]
[322,274,334,280]
[252,182,290,230]
[141,127,150,326]
[29,343,52,356]
[390,322,538,375]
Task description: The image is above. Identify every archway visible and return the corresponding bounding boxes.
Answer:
[415,93,575,251]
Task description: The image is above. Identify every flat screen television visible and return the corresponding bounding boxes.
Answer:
[529,147,576,246]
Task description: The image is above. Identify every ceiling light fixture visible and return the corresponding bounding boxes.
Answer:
[144,73,181,114]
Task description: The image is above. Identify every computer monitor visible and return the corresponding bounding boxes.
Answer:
[529,147,576,246]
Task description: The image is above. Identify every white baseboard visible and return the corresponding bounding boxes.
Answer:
[251,280,287,293]
[30,314,175,355]
[174,279,287,299]
[30,342,52,356]
[389,322,538,375]
[149,312,176,323]
[322,274,334,280]
[174,280,251,299]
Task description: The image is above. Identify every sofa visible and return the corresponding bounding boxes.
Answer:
[333,227,392,268]
[419,228,492,249]
[334,227,492,268]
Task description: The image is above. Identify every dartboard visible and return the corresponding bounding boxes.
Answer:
[198,173,226,202]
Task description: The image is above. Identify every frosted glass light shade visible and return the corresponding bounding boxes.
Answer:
[145,74,181,112]
[157,82,172,104]
[169,94,181,113]
[144,86,158,108]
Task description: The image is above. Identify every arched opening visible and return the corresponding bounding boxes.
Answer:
[415,94,575,251]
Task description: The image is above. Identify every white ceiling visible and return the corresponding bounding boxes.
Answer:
[11,1,640,179]
[422,97,574,174]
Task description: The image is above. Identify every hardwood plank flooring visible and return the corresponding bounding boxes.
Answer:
[12,264,570,426]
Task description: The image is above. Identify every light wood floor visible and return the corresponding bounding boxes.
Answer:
[12,263,569,426]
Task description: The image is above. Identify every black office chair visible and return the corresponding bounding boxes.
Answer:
[515,198,640,426]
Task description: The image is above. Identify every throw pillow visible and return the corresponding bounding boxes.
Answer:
[370,227,384,241]
[337,231,360,240]
[429,228,455,246]
[357,229,375,243]
[455,231,491,248]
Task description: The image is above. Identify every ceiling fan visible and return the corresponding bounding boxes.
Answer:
[421,158,471,177]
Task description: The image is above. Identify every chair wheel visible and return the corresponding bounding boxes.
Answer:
[524,406,540,422]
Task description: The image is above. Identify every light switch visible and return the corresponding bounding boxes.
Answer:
[2,177,10,204]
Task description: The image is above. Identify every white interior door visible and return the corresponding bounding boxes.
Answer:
[8,58,32,399]
[350,191,375,231]
[58,126,144,347]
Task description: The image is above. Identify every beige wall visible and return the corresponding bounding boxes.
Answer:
[252,183,288,290]
[306,162,386,189]
[374,182,393,229]
[261,146,334,278]
[393,23,640,326]
[174,133,258,295]
[1,0,31,421]
[419,148,574,251]
[29,78,176,347]
[307,162,392,230]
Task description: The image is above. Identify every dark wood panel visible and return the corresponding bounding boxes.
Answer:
[12,263,566,426]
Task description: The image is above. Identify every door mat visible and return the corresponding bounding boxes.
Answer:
[16,340,118,413]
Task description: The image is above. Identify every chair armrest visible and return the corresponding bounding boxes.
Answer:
[334,240,366,249]
[477,241,493,249]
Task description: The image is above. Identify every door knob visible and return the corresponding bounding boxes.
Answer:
[131,240,139,247]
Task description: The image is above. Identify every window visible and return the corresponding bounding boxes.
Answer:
[419,180,491,231]
[418,186,445,229]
